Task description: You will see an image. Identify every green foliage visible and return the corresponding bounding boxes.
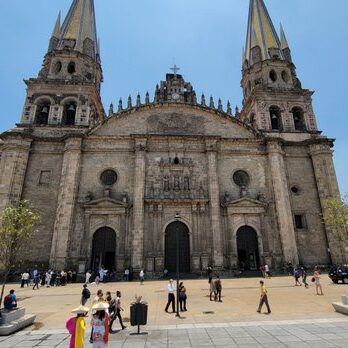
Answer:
[323,194,348,242]
[0,201,40,270]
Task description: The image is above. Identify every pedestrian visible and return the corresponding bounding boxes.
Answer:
[66,305,89,348]
[179,282,187,312]
[91,302,110,348]
[21,271,29,288]
[257,280,271,314]
[207,266,213,283]
[4,289,17,311]
[123,268,129,281]
[33,272,40,290]
[163,268,168,279]
[302,268,309,288]
[46,270,52,287]
[99,267,105,283]
[259,265,265,278]
[165,279,176,313]
[294,268,302,286]
[214,276,222,302]
[265,264,271,278]
[209,277,216,301]
[93,289,105,304]
[110,291,126,332]
[81,284,91,305]
[139,269,145,285]
[85,270,92,284]
[313,270,324,295]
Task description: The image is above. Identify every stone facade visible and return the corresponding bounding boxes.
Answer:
[0,0,344,273]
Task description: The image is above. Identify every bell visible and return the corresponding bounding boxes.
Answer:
[41,106,49,114]
[68,104,76,112]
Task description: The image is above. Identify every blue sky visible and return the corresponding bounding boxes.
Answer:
[0,0,346,193]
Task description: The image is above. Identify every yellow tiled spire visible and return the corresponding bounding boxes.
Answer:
[57,0,98,58]
[244,0,283,64]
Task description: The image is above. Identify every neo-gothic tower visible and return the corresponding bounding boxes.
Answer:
[20,0,104,127]
[240,0,318,133]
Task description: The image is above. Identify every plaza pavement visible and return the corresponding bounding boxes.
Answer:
[2,275,348,347]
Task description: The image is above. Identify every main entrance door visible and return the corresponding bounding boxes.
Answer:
[165,221,190,273]
[91,227,116,270]
[236,226,260,271]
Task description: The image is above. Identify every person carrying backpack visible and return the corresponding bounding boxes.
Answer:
[81,284,91,305]
[4,289,17,310]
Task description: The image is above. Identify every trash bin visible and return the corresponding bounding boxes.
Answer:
[130,302,148,334]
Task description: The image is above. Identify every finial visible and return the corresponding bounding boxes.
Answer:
[118,98,123,112]
[108,102,114,117]
[227,101,232,115]
[170,64,180,77]
[136,93,141,107]
[235,105,240,117]
[193,92,197,104]
[201,94,206,107]
[218,98,223,111]
[210,96,215,108]
[145,91,150,105]
[128,95,132,109]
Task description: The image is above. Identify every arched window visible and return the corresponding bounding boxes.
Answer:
[269,106,282,131]
[67,62,76,74]
[35,102,50,125]
[292,107,306,131]
[63,102,77,125]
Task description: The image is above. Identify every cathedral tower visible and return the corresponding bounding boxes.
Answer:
[240,0,318,133]
[20,0,104,127]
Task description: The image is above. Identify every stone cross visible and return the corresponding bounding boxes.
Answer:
[170,64,180,77]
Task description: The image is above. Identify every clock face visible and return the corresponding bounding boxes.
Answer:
[172,93,180,100]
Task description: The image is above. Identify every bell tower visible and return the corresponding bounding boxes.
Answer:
[20,0,104,127]
[240,0,318,133]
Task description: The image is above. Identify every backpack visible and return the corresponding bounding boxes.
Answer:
[4,295,12,306]
[84,288,91,299]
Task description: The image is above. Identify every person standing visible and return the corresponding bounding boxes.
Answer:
[294,268,302,286]
[259,265,265,278]
[110,291,126,332]
[257,280,271,314]
[179,282,187,312]
[33,272,40,290]
[99,267,105,283]
[209,277,216,301]
[123,268,129,281]
[66,305,89,348]
[139,269,145,285]
[91,302,110,348]
[313,270,324,295]
[214,276,222,302]
[207,266,213,283]
[165,279,176,313]
[93,289,105,304]
[85,270,92,284]
[264,264,271,278]
[81,284,91,306]
[302,268,309,288]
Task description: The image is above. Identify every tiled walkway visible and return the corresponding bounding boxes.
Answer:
[2,318,348,347]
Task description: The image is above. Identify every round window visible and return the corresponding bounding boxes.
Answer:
[269,70,277,82]
[100,169,117,186]
[291,186,300,194]
[233,170,250,188]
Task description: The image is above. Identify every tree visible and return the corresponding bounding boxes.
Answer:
[323,194,348,244]
[0,201,40,310]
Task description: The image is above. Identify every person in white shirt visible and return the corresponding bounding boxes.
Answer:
[165,279,176,313]
[85,270,91,284]
[265,264,271,278]
[139,270,145,285]
[21,272,29,288]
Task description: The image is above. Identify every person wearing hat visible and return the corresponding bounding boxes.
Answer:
[91,301,110,347]
[66,305,89,348]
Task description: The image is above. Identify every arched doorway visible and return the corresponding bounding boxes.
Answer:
[236,226,260,271]
[165,221,190,273]
[91,227,116,270]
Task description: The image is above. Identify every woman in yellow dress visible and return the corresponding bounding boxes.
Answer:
[66,305,89,348]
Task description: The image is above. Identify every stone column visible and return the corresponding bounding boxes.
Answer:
[50,137,82,270]
[205,139,223,268]
[267,140,299,265]
[310,142,344,264]
[131,138,147,270]
[0,135,32,212]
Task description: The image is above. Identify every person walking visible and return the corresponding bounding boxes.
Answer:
[179,282,187,312]
[66,305,89,348]
[33,272,40,290]
[93,289,105,304]
[313,270,324,295]
[214,276,222,302]
[207,266,213,283]
[259,265,265,278]
[91,302,110,348]
[110,291,126,332]
[294,268,302,286]
[264,264,271,278]
[85,270,92,284]
[302,268,309,288]
[81,284,91,305]
[257,280,271,314]
[123,268,129,281]
[165,279,176,313]
[209,277,216,301]
[139,269,145,285]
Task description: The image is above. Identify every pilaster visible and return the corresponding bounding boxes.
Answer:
[50,137,82,269]
[131,138,147,270]
[267,140,299,265]
[205,139,223,268]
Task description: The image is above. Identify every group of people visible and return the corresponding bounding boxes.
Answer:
[164,279,187,313]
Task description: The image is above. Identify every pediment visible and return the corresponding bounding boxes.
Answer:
[82,197,128,210]
[89,104,258,139]
[223,197,267,214]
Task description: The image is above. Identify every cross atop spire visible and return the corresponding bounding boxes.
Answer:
[170,64,180,77]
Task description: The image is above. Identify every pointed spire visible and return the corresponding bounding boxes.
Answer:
[280,23,292,62]
[127,95,132,109]
[201,94,206,107]
[118,98,123,112]
[145,91,150,105]
[57,0,98,60]
[235,106,240,117]
[244,0,284,65]
[209,96,215,109]
[52,12,61,38]
[218,98,223,111]
[227,101,232,115]
[136,93,141,107]
[48,12,61,52]
[108,102,114,117]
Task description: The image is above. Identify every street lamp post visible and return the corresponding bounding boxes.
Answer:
[174,212,180,318]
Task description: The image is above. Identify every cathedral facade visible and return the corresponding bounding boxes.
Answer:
[0,0,344,273]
